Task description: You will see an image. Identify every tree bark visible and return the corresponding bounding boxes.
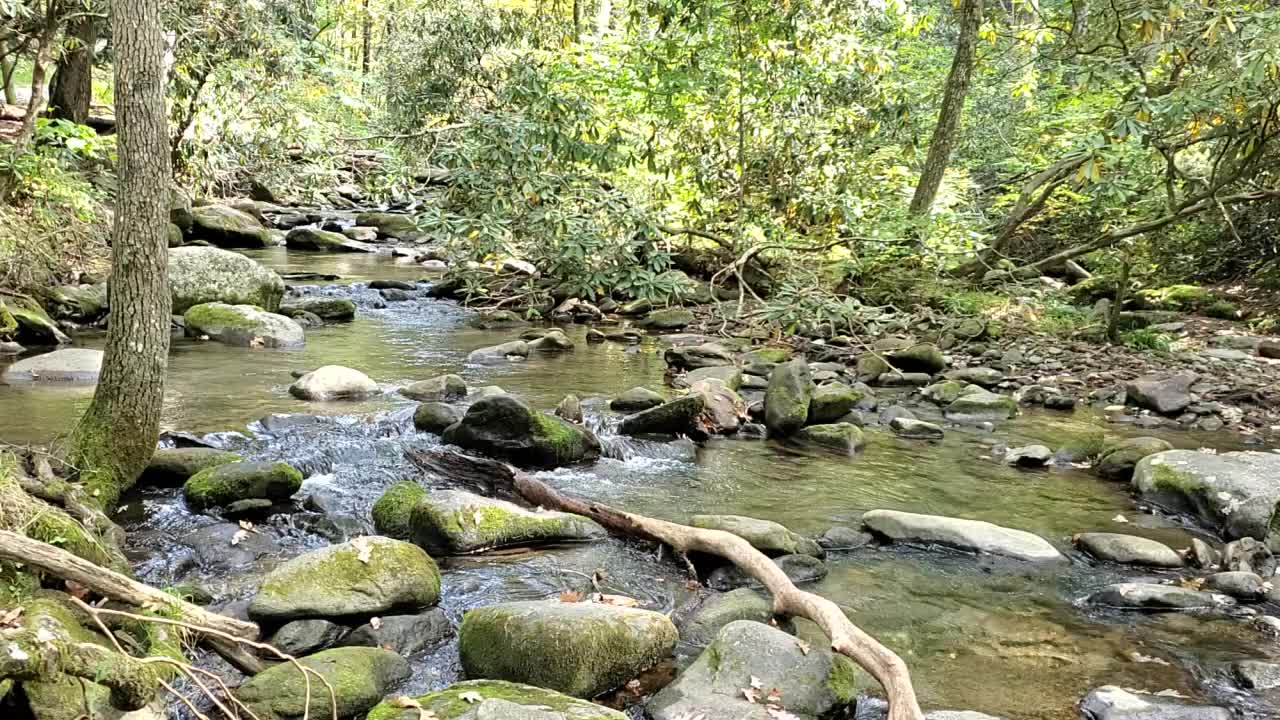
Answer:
[408,449,925,720]
[10,0,61,153]
[360,0,371,87]
[1,36,19,105]
[71,0,172,510]
[49,13,98,124]
[572,0,582,42]
[908,0,983,216]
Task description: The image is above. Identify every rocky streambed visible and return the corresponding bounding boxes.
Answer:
[2,245,1280,720]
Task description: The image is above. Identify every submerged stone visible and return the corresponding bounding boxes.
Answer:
[280,296,357,322]
[1079,686,1230,720]
[142,447,242,485]
[1075,533,1182,567]
[459,600,678,698]
[797,422,866,454]
[611,386,665,412]
[402,373,467,402]
[690,514,822,557]
[861,509,1062,562]
[1084,583,1233,611]
[0,348,102,384]
[1095,437,1173,481]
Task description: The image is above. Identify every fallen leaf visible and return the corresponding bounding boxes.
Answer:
[684,580,701,591]
[765,707,801,720]
[0,607,22,627]
[352,536,373,564]
[766,689,782,703]
[239,520,256,532]
[370,617,383,630]
[388,695,437,720]
[459,691,483,704]
[625,679,642,695]
[795,639,811,656]
[34,627,56,643]
[559,590,583,603]
[741,687,760,703]
[472,509,484,526]
[594,593,639,607]
[231,529,249,546]
[1112,514,1129,523]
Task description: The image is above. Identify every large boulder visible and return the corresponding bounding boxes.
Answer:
[371,481,428,539]
[690,380,745,435]
[690,515,821,557]
[861,510,1062,562]
[141,447,242,485]
[402,373,467,402]
[887,343,945,374]
[441,395,600,468]
[648,621,863,720]
[39,283,107,323]
[169,246,286,313]
[182,461,302,510]
[184,303,305,348]
[664,343,735,370]
[944,385,1017,421]
[1074,533,1182,567]
[289,365,379,401]
[1133,450,1280,542]
[280,296,357,322]
[640,307,695,330]
[409,489,606,554]
[1,348,102,384]
[237,647,411,720]
[189,204,273,248]
[285,227,377,253]
[458,600,678,698]
[807,383,868,424]
[1125,373,1195,415]
[1095,437,1173,481]
[797,423,866,454]
[356,212,418,240]
[249,537,441,622]
[366,681,627,720]
[1079,686,1230,720]
[413,402,461,433]
[2,297,70,345]
[618,395,705,437]
[764,358,813,436]
[1083,583,1233,611]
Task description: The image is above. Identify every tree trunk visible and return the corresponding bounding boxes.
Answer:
[360,0,371,86]
[11,0,61,152]
[71,0,172,510]
[1,36,19,105]
[49,13,98,123]
[572,0,582,42]
[908,0,983,216]
[594,0,611,36]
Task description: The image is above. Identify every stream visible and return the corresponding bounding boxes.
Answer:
[2,247,1277,720]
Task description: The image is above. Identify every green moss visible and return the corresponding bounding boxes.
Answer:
[825,655,865,703]
[0,301,17,336]
[238,647,410,720]
[182,461,302,510]
[0,453,121,570]
[367,680,625,720]
[1204,300,1240,320]
[184,302,261,330]
[410,490,602,554]
[748,347,792,364]
[372,481,428,538]
[531,411,592,465]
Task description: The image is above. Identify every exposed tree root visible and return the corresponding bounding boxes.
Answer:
[408,448,925,720]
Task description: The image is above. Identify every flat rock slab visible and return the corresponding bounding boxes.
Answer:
[1133,450,1280,542]
[1075,533,1183,568]
[1084,583,1234,611]
[365,680,626,720]
[862,509,1063,562]
[1,348,103,383]
[409,488,605,554]
[1079,685,1231,720]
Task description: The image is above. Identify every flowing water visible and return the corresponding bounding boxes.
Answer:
[2,248,1277,719]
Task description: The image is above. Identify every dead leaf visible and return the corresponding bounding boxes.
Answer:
[741,687,761,704]
[1113,514,1130,523]
[765,707,800,720]
[231,529,249,546]
[594,593,639,607]
[472,509,484,526]
[684,580,701,591]
[795,639,811,656]
[459,691,483,704]
[0,608,22,627]
[389,695,437,720]
[559,590,583,603]
[239,520,256,532]
[370,617,383,630]
[352,536,373,564]
[624,679,642,695]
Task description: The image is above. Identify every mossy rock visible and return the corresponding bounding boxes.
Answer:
[944,385,1017,421]
[689,515,822,557]
[142,447,242,486]
[18,597,122,720]
[1204,300,1241,320]
[402,373,467,402]
[675,589,779,647]
[746,347,792,364]
[1137,284,1217,311]
[854,352,891,382]
[38,284,107,323]
[3,297,70,345]
[190,204,273,248]
[1053,426,1106,464]
[280,296,357,322]
[618,395,706,438]
[182,461,302,510]
[458,600,678,698]
[640,307,696,330]
[797,422,865,454]
[413,402,461,433]
[648,620,866,720]
[441,395,600,469]
[764,358,813,437]
[1132,450,1280,542]
[922,380,966,405]
[285,227,374,253]
[367,680,626,720]
[356,212,419,239]
[610,387,665,412]
[1096,437,1173,481]
[371,481,428,539]
[169,246,286,313]
[676,365,742,391]
[886,342,945,374]
[184,302,306,348]
[409,488,605,554]
[466,310,527,330]
[237,646,411,720]
[249,537,441,622]
[806,383,866,424]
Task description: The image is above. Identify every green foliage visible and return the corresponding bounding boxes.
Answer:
[1120,328,1173,353]
[1034,302,1093,338]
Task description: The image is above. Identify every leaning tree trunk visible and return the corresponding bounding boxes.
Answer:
[908,0,983,216]
[49,13,98,124]
[71,0,172,510]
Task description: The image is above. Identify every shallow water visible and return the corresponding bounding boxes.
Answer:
[2,249,1278,719]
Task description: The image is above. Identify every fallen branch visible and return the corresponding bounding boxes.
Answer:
[408,449,925,720]
[337,122,470,143]
[0,530,259,641]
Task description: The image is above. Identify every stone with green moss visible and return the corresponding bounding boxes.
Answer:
[797,423,865,454]
[190,204,273,248]
[648,620,866,720]
[366,680,626,720]
[854,352,891,382]
[922,380,965,405]
[3,297,70,345]
[746,347,792,364]
[403,373,468,402]
[38,284,107,323]
[182,460,302,510]
[806,382,866,423]
[1137,284,1217,310]
[466,310,527,330]
[285,227,376,253]
[764,358,813,437]
[1204,300,1241,320]
[169,246,286,313]
[356,211,419,239]
[459,600,678,698]
[690,515,822,557]
[676,365,742,391]
[413,402,461,433]
[1095,437,1173,481]
[619,394,706,438]
[184,302,306,348]
[675,589,779,647]
[409,488,605,554]
[141,447,242,486]
[887,342,945,374]
[441,395,600,468]
[1133,450,1280,542]
[1053,426,1106,464]
[371,481,428,538]
[249,537,440,622]
[19,597,121,720]
[237,646,411,720]
[641,307,696,330]
[280,296,357,322]
[945,385,1017,421]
